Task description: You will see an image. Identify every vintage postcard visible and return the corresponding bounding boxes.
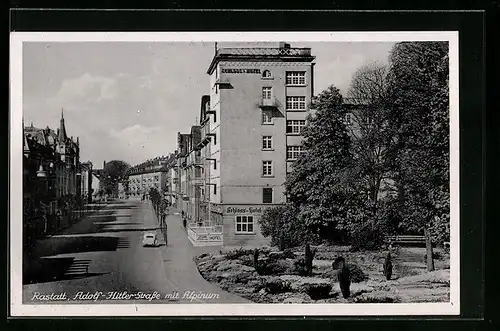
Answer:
[10,31,459,316]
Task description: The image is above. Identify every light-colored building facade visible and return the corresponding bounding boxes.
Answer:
[187,43,315,247]
[127,155,175,200]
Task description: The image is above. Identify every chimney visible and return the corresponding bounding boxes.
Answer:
[103,160,106,168]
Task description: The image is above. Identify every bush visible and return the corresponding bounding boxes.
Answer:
[225,248,254,260]
[300,282,332,300]
[348,263,369,283]
[258,259,291,276]
[262,277,292,294]
[350,223,387,251]
[292,257,308,276]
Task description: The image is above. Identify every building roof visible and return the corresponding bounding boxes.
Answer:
[207,43,315,74]
[127,153,177,176]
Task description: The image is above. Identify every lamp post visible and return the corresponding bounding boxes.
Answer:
[36,160,55,235]
[76,169,82,219]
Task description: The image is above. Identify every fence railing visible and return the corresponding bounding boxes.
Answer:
[187,223,223,246]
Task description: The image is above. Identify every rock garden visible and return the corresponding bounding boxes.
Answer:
[194,244,450,303]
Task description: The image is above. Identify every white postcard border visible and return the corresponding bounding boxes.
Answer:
[10,31,460,317]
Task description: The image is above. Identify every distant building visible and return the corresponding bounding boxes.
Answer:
[127,154,176,200]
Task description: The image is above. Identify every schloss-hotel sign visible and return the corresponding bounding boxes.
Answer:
[222,68,261,74]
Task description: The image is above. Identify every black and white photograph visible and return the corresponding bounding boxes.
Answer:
[10,32,459,316]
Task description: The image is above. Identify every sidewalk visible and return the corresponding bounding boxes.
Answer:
[151,206,249,303]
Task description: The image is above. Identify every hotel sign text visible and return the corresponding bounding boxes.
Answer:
[226,207,265,214]
[222,68,261,74]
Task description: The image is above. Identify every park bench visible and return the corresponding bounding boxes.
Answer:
[387,235,428,247]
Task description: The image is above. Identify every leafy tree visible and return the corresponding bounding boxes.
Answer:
[285,85,356,240]
[102,160,130,197]
[260,204,307,249]
[344,63,400,249]
[387,41,450,270]
[347,63,395,217]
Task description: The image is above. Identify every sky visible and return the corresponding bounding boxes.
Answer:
[23,41,394,167]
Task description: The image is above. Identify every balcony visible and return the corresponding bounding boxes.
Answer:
[214,79,232,89]
[198,122,215,148]
[259,97,282,109]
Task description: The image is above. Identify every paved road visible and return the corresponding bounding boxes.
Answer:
[23,200,248,304]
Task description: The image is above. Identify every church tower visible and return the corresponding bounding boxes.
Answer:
[58,109,67,162]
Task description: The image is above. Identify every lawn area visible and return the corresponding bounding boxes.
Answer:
[194,244,450,303]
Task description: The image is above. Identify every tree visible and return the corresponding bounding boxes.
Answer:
[149,187,161,216]
[387,41,450,271]
[285,85,356,240]
[347,63,395,218]
[102,160,131,197]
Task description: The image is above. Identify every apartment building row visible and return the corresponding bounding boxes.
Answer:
[176,42,315,247]
[127,154,177,200]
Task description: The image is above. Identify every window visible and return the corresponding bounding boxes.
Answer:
[286,96,306,110]
[262,70,272,78]
[286,120,306,134]
[262,136,273,150]
[262,86,272,100]
[262,110,273,124]
[263,187,273,204]
[286,71,306,85]
[213,161,217,170]
[262,161,273,176]
[235,216,254,234]
[213,183,217,195]
[345,113,352,125]
[287,146,305,160]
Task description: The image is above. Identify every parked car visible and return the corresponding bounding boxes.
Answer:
[142,232,157,247]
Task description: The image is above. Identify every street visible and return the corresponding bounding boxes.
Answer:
[23,200,248,304]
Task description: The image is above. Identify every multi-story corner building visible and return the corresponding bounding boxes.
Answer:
[195,42,315,247]
[23,111,82,239]
[176,128,204,221]
[127,155,175,200]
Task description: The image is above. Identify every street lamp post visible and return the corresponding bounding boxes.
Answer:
[76,169,82,219]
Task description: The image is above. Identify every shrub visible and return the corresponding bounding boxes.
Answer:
[348,263,369,283]
[300,282,333,300]
[292,257,308,276]
[262,277,292,294]
[224,248,254,260]
[350,223,387,251]
[258,259,291,276]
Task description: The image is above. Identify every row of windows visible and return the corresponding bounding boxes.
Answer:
[259,71,307,86]
[261,136,305,160]
[261,87,307,111]
[129,176,160,183]
[262,111,306,133]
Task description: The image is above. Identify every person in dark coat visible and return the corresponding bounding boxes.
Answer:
[383,251,393,280]
[333,256,351,299]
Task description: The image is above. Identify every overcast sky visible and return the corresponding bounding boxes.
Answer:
[23,41,394,167]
